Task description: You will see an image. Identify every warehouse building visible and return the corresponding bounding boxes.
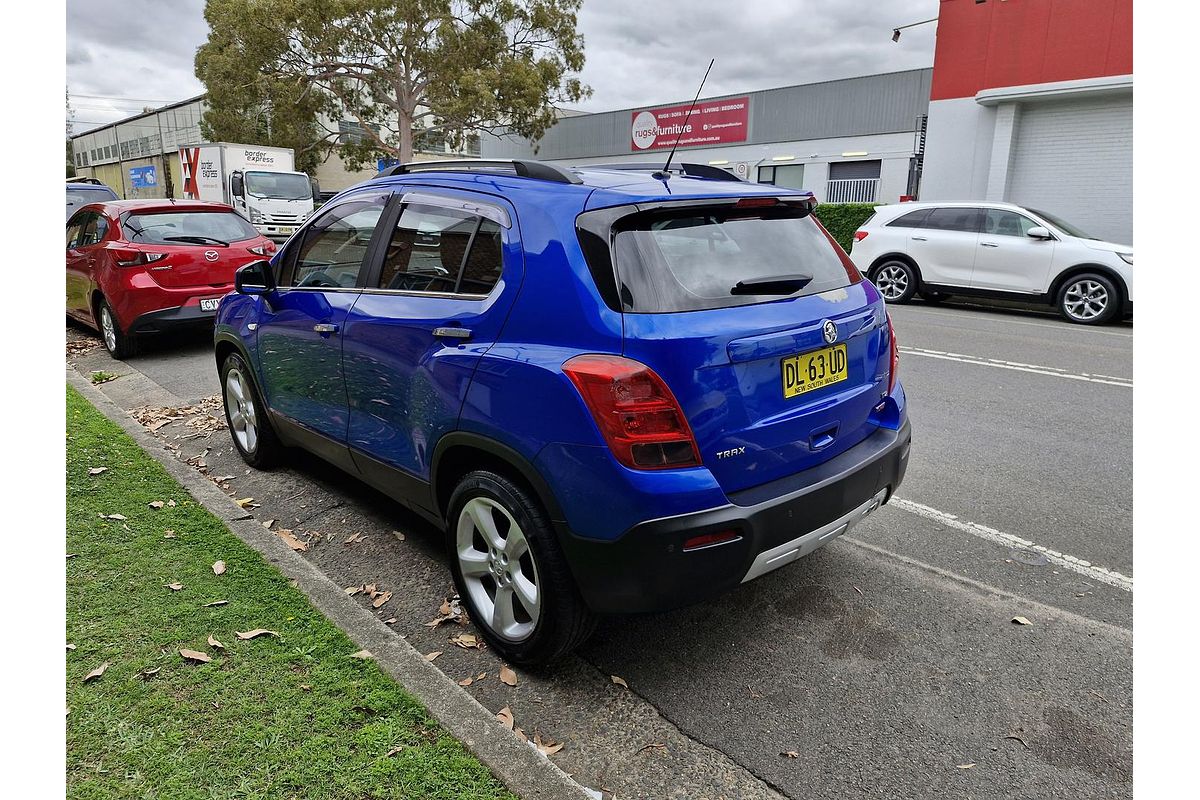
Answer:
[483,68,933,206]
[920,0,1133,244]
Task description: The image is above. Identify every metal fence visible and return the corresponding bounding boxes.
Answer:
[826,178,879,204]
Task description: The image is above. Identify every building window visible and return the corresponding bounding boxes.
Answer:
[338,120,381,145]
[827,160,881,203]
[758,164,805,189]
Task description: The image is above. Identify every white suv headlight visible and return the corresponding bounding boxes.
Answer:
[1118,252,1133,265]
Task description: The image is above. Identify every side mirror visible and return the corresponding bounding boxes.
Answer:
[231,172,245,198]
[235,260,275,295]
[310,177,321,203]
[1026,226,1053,240]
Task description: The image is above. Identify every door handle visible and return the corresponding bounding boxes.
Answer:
[980,242,999,248]
[911,236,927,241]
[433,326,472,340]
[312,323,339,334]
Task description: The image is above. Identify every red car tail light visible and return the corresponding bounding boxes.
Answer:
[853,230,869,242]
[113,248,167,268]
[887,311,899,395]
[249,241,276,256]
[563,354,702,470]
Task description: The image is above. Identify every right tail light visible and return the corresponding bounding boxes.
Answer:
[887,311,899,395]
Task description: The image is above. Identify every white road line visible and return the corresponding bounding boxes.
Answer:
[900,346,1133,387]
[888,497,1133,592]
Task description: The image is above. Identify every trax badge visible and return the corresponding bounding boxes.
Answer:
[822,319,838,344]
[716,447,747,460]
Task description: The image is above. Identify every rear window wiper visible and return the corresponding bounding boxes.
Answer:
[162,235,230,246]
[730,274,812,295]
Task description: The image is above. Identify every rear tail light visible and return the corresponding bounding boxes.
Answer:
[113,249,167,267]
[249,241,277,256]
[563,354,702,470]
[887,311,899,395]
[853,230,869,242]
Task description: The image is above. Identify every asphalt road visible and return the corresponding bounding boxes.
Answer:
[67,297,1132,799]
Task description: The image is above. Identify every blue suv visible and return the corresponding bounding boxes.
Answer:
[215,159,910,664]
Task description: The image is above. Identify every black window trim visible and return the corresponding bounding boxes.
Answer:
[885,208,932,229]
[920,206,986,234]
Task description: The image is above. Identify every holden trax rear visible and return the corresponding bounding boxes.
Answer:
[214,160,911,665]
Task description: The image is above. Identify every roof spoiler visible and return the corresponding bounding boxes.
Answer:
[375,158,582,185]
[582,162,745,182]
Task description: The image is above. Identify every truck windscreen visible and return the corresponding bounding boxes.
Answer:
[244,172,312,200]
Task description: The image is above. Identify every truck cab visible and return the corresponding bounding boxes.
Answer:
[230,169,318,241]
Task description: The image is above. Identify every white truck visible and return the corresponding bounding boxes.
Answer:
[178,143,317,240]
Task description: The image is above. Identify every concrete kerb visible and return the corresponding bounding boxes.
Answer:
[67,369,593,800]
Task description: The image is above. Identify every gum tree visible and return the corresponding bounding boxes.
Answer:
[195,0,590,170]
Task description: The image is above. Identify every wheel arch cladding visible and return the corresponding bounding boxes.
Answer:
[1050,264,1127,305]
[432,434,566,524]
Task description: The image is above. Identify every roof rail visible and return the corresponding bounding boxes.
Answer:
[375,158,582,185]
[581,162,745,182]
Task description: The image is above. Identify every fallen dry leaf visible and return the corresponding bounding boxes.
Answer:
[782,751,799,759]
[83,662,109,683]
[262,519,276,529]
[138,667,160,680]
[345,586,362,596]
[212,561,226,575]
[167,500,176,507]
[637,742,667,755]
[534,732,565,757]
[350,650,373,659]
[386,746,406,757]
[66,643,76,651]
[957,763,977,769]
[383,617,398,625]
[300,683,312,691]
[372,591,393,609]
[451,633,479,649]
[163,530,176,539]
[236,629,279,640]
[392,530,406,541]
[477,672,487,680]
[179,649,212,664]
[203,600,228,608]
[458,677,474,687]
[88,467,109,476]
[496,706,514,730]
[344,532,366,545]
[276,530,307,552]
[364,584,377,596]
[103,513,127,521]
[166,582,184,592]
[499,665,518,687]
[1011,616,1032,626]
[207,634,225,650]
[514,726,528,743]
[235,497,256,508]
[611,675,629,689]
[424,650,443,662]
[148,501,165,510]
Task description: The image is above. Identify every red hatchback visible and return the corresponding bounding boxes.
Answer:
[66,199,277,358]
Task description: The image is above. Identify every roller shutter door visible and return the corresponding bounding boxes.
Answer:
[1007,95,1132,244]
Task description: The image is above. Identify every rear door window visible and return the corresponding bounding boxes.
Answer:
[922,207,983,233]
[123,211,258,244]
[612,207,858,313]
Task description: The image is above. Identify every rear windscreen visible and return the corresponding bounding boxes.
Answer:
[612,208,858,313]
[123,211,258,244]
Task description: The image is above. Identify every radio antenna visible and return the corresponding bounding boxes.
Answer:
[657,58,715,179]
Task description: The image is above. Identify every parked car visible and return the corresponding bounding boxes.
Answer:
[66,178,118,220]
[848,202,1133,324]
[67,199,277,358]
[214,160,910,664]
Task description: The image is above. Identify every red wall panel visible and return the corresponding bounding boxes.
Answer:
[930,0,1133,101]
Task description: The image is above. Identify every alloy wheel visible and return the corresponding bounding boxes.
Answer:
[100,306,118,353]
[456,497,541,641]
[875,264,910,300]
[1063,279,1109,322]
[224,367,259,454]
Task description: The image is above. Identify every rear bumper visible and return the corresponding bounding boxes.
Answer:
[559,418,911,614]
[126,303,221,335]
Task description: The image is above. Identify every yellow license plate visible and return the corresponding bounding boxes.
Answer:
[782,343,848,398]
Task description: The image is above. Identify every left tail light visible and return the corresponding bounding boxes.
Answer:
[113,249,167,267]
[853,230,869,242]
[562,354,702,470]
[249,241,277,256]
[887,311,899,395]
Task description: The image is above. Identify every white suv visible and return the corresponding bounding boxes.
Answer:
[848,202,1133,324]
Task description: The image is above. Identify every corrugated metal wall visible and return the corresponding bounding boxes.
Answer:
[485,68,932,160]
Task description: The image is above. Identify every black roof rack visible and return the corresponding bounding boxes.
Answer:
[581,162,745,182]
[375,158,582,185]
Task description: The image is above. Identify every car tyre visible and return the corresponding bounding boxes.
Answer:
[97,299,139,359]
[870,260,918,304]
[220,353,283,468]
[1057,272,1120,325]
[447,470,597,666]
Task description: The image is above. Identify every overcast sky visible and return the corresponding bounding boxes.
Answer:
[67,0,939,133]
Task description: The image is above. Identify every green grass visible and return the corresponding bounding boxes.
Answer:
[66,386,516,800]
